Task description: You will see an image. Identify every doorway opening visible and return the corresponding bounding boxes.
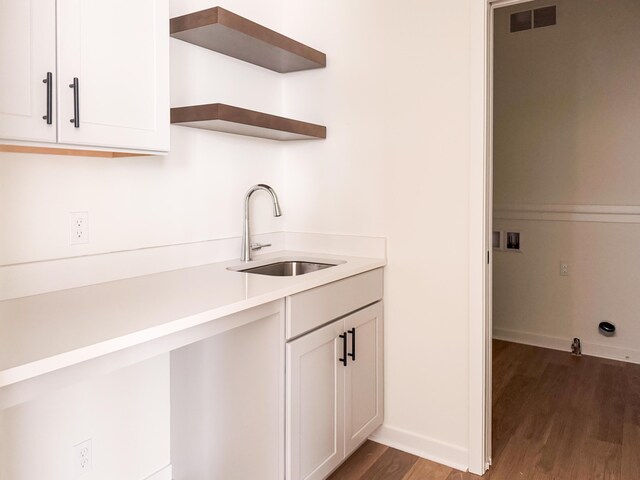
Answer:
[488,0,640,477]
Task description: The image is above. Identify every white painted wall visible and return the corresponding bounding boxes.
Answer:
[494,0,640,206]
[493,0,640,362]
[281,0,473,467]
[0,0,483,473]
[493,219,640,362]
[0,355,170,480]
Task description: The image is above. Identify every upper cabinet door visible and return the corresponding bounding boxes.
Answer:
[57,0,169,152]
[0,0,56,143]
[344,302,384,455]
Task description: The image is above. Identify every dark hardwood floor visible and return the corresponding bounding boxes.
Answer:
[329,340,640,480]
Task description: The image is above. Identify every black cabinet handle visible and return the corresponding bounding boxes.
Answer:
[42,72,52,124]
[69,77,79,128]
[348,328,356,361]
[339,333,348,367]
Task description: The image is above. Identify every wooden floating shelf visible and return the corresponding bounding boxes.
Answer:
[171,103,327,141]
[170,7,326,73]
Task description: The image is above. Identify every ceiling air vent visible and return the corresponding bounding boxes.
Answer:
[510,10,532,32]
[510,6,556,33]
[534,6,557,28]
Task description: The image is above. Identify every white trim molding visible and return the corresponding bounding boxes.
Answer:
[494,203,640,224]
[468,0,492,475]
[494,327,640,365]
[370,425,469,472]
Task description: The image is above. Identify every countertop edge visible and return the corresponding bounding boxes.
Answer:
[0,256,385,388]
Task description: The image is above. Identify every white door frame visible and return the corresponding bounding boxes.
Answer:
[468,0,533,475]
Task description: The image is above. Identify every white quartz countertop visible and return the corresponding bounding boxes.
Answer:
[0,251,385,388]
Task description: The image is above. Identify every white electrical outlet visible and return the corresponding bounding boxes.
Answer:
[73,439,92,476]
[69,212,89,245]
[560,262,569,276]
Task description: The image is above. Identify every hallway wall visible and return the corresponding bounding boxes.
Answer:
[493,0,640,362]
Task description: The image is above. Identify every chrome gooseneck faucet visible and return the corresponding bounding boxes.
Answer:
[241,184,282,262]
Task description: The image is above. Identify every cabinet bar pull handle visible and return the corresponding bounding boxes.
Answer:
[69,77,79,128]
[348,328,356,361]
[339,333,348,367]
[42,72,52,124]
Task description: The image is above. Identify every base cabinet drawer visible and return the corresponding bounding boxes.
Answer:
[286,268,384,340]
[286,302,384,480]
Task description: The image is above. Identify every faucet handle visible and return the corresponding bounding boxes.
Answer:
[251,242,271,251]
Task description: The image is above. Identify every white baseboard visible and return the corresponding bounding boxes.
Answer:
[493,327,640,364]
[369,425,468,472]
[144,464,172,480]
[493,328,568,352]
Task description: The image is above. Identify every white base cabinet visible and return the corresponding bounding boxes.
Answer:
[287,300,384,480]
[166,269,383,480]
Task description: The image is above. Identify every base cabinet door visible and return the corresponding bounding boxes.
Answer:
[344,302,384,455]
[287,320,345,480]
[0,0,56,143]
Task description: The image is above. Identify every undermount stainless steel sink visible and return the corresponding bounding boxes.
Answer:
[237,260,338,277]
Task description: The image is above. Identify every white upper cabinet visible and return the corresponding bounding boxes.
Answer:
[57,0,169,152]
[0,0,169,155]
[0,0,57,143]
